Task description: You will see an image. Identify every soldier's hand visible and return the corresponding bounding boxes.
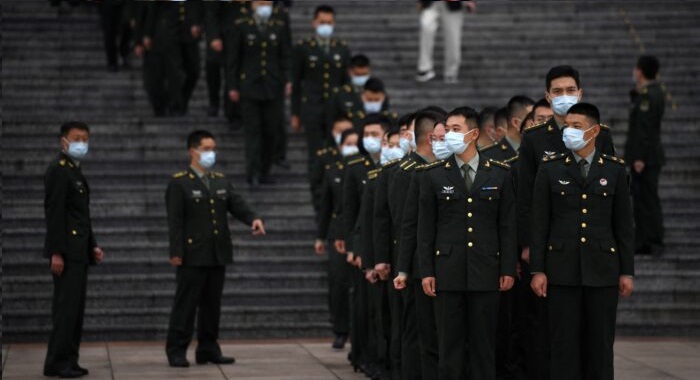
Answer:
[291,115,302,132]
[365,270,378,284]
[334,239,346,254]
[314,239,326,255]
[393,274,407,290]
[228,90,240,103]
[619,276,634,297]
[93,246,105,263]
[251,219,266,236]
[134,45,145,57]
[210,38,223,52]
[375,263,391,280]
[531,273,548,297]
[520,246,530,264]
[50,253,65,277]
[191,25,202,38]
[633,160,645,174]
[346,252,354,264]
[422,277,436,297]
[499,275,515,292]
[285,82,293,97]
[170,256,183,266]
[143,37,152,50]
[354,255,362,268]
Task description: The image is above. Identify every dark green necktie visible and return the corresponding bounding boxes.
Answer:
[462,164,473,192]
[579,159,588,179]
[202,174,210,190]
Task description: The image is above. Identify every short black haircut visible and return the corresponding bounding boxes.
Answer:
[398,112,414,128]
[507,95,535,118]
[363,77,385,93]
[60,121,89,138]
[333,115,353,125]
[478,106,498,129]
[187,130,216,149]
[359,114,392,155]
[447,106,480,130]
[421,105,448,116]
[414,110,442,142]
[340,128,358,145]
[350,54,370,68]
[494,107,509,128]
[386,126,401,141]
[314,5,334,18]
[546,65,580,90]
[567,102,600,125]
[637,55,660,80]
[520,111,534,132]
[533,98,551,111]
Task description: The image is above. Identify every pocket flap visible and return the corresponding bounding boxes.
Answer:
[435,245,452,257]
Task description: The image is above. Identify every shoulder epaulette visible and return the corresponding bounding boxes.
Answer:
[600,153,625,165]
[212,172,225,178]
[504,155,519,164]
[343,84,352,93]
[336,161,344,170]
[367,168,382,180]
[524,121,548,133]
[234,17,249,25]
[59,159,67,167]
[599,123,611,130]
[479,143,496,152]
[419,160,445,171]
[500,144,509,151]
[347,156,365,166]
[316,148,327,156]
[541,152,567,163]
[488,159,510,170]
[172,171,187,179]
[383,158,401,168]
[402,160,418,171]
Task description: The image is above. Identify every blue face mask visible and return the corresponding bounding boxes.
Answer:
[363,136,382,154]
[351,74,370,87]
[255,5,273,19]
[381,146,405,164]
[445,129,475,154]
[198,151,216,169]
[432,140,451,160]
[363,101,383,114]
[562,126,594,151]
[316,24,334,38]
[341,145,359,157]
[65,139,89,160]
[334,133,342,146]
[551,95,579,115]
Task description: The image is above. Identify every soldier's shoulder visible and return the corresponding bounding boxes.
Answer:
[367,168,382,180]
[540,152,567,164]
[316,147,329,157]
[332,38,348,47]
[599,123,611,131]
[342,84,353,93]
[211,171,226,178]
[171,171,193,182]
[400,158,420,171]
[382,158,402,169]
[418,159,446,172]
[503,155,520,165]
[234,16,251,25]
[600,153,626,166]
[523,120,549,134]
[346,155,365,167]
[478,143,497,152]
[487,159,510,170]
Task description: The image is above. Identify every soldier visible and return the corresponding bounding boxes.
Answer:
[476,106,499,150]
[325,54,378,133]
[530,103,634,380]
[504,95,535,152]
[310,116,354,218]
[480,107,516,162]
[291,4,351,165]
[97,0,132,72]
[315,125,356,350]
[418,106,517,380]
[204,0,248,119]
[226,0,292,188]
[43,122,105,379]
[133,1,163,116]
[625,55,665,256]
[532,97,554,126]
[144,0,203,116]
[165,130,266,368]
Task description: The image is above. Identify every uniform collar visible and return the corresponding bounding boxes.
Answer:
[454,152,480,173]
[572,149,596,166]
[60,151,80,168]
[189,166,208,179]
[504,135,520,152]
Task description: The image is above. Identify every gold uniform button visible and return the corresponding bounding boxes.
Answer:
[580,237,587,243]
[262,69,267,75]
[581,222,587,228]
[468,227,473,233]
[468,212,473,218]
[548,245,553,251]
[467,197,473,203]
[261,51,267,56]
[446,196,450,201]
[210,199,215,204]
[581,194,588,200]
[582,208,588,214]
[261,60,267,66]
[324,63,329,69]
[71,230,77,235]
[187,238,193,244]
[261,41,267,47]
[468,242,474,248]
[214,230,219,235]
[212,220,217,225]
[610,248,616,253]
[323,73,329,79]
[324,82,329,88]
[436,250,440,256]
[211,209,216,214]
[561,191,566,196]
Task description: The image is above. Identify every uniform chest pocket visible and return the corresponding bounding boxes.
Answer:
[214,188,229,200]
[552,185,579,196]
[479,188,501,201]
[188,189,206,204]
[593,185,615,198]
[437,191,461,202]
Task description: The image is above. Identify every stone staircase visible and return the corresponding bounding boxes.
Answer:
[2,0,699,342]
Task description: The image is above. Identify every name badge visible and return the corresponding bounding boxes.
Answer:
[334,53,341,61]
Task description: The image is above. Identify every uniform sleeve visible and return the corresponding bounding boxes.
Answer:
[317,172,333,240]
[225,22,242,91]
[291,43,305,115]
[131,1,148,46]
[360,185,376,269]
[597,127,617,157]
[188,0,204,27]
[529,164,551,274]
[227,183,259,225]
[498,171,518,277]
[625,91,664,163]
[372,172,392,265]
[279,9,293,83]
[341,44,351,87]
[144,1,156,39]
[165,180,185,259]
[342,166,360,252]
[44,166,70,258]
[613,167,635,277]
[416,171,437,279]
[204,1,222,42]
[397,171,419,275]
[517,132,536,247]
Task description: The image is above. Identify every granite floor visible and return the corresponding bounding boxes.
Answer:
[3,338,699,379]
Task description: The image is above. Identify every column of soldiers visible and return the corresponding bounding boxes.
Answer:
[312,63,665,380]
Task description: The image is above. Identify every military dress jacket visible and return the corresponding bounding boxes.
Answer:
[624,81,666,167]
[166,168,258,266]
[341,154,377,253]
[417,155,517,292]
[318,158,346,241]
[530,151,634,287]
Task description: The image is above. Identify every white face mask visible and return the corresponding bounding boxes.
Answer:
[551,94,579,115]
[399,131,417,154]
[255,5,273,19]
[380,146,405,164]
[64,138,89,160]
[316,24,334,38]
[445,129,475,154]
[363,136,382,154]
[562,126,595,151]
[198,150,216,169]
[431,140,451,160]
[363,101,383,114]
[341,145,359,157]
[351,74,370,87]
[333,133,342,146]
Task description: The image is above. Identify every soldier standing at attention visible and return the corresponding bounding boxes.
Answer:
[530,103,634,380]
[43,122,105,379]
[418,106,517,380]
[165,130,266,368]
[625,55,666,256]
[291,5,351,186]
[226,0,292,188]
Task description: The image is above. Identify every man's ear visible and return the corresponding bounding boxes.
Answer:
[578,88,584,101]
[510,117,520,129]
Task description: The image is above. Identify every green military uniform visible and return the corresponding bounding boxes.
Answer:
[165,168,259,362]
[326,84,393,132]
[292,35,351,201]
[417,155,517,380]
[317,158,352,338]
[204,0,248,120]
[396,156,439,380]
[310,146,340,216]
[43,153,98,374]
[479,139,517,162]
[226,7,291,183]
[145,0,203,115]
[530,151,634,380]
[624,81,666,253]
